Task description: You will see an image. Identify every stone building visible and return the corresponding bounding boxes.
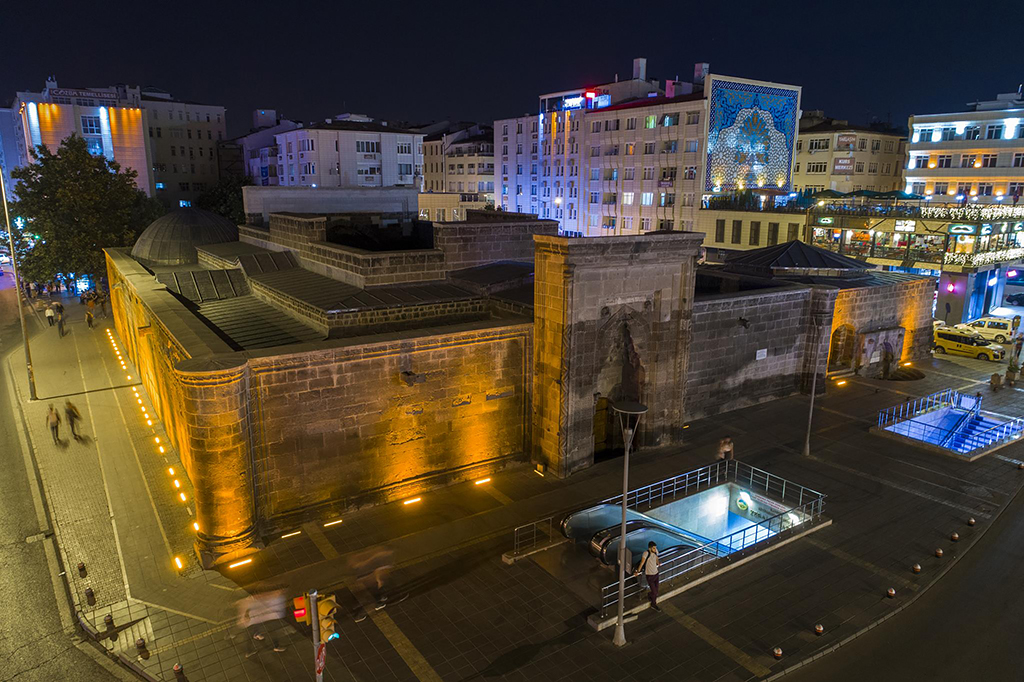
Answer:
[107,209,933,567]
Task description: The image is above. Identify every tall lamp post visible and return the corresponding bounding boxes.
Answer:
[611,399,648,647]
[803,312,825,457]
[0,167,36,400]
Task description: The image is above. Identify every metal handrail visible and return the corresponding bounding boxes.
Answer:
[598,492,826,615]
[510,515,558,558]
[877,388,961,427]
[958,417,1024,448]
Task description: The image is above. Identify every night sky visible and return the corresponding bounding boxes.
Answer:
[2,0,1019,138]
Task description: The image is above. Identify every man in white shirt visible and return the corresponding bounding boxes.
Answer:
[636,541,661,611]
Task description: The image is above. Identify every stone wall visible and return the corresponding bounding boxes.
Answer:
[434,217,558,271]
[686,286,815,420]
[830,277,935,374]
[533,232,704,478]
[248,321,532,527]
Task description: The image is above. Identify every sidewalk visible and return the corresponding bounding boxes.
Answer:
[9,293,1024,682]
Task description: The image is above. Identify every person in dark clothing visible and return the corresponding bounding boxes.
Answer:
[64,401,82,440]
[635,541,661,611]
[85,309,94,329]
[46,405,61,444]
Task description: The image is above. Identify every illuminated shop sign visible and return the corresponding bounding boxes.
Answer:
[832,157,854,174]
[704,76,801,193]
[817,216,834,225]
[948,224,977,235]
[894,220,916,232]
[1014,222,1024,232]
[593,94,611,108]
[836,133,857,149]
[48,87,117,101]
[562,96,585,109]
[981,224,994,235]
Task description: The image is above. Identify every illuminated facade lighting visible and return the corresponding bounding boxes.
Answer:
[228,559,252,568]
[323,519,343,527]
[474,478,491,485]
[281,530,301,538]
[174,557,183,569]
[403,497,422,505]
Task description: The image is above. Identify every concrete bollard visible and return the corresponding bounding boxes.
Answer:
[103,614,114,629]
[968,518,976,526]
[935,548,944,558]
[77,562,86,577]
[173,663,185,679]
[951,532,960,542]
[773,647,783,660]
[887,587,896,598]
[814,623,824,636]
[912,563,922,574]
[135,638,146,651]
[1018,462,1023,470]
[85,588,95,605]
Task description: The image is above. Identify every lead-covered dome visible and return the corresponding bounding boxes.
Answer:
[131,208,238,265]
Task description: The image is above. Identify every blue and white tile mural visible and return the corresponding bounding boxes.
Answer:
[704,76,801,193]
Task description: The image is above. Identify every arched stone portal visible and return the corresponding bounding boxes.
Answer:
[828,324,855,372]
[532,232,704,478]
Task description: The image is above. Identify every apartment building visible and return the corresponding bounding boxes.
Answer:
[11,80,151,195]
[142,88,227,207]
[496,59,801,237]
[231,109,303,186]
[422,122,495,202]
[274,121,423,189]
[793,111,905,194]
[9,78,227,206]
[905,91,1024,203]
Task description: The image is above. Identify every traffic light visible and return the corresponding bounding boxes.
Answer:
[317,593,340,642]
[293,594,310,625]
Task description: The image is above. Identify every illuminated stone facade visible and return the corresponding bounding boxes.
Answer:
[533,232,703,476]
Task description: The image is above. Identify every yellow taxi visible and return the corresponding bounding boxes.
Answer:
[933,326,1005,362]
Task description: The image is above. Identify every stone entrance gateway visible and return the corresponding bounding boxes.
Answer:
[532,233,704,477]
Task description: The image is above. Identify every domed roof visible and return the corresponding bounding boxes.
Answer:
[131,208,239,265]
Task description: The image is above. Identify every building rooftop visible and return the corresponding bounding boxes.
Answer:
[302,121,418,135]
[799,119,904,136]
[598,91,704,113]
[726,240,870,273]
[131,209,239,266]
[194,295,324,350]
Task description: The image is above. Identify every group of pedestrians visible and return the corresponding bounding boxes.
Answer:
[45,401,83,445]
[43,301,66,337]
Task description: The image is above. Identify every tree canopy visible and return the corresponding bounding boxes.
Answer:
[196,174,251,226]
[7,134,164,284]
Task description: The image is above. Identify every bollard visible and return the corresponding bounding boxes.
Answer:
[173,663,185,679]
[814,623,824,636]
[103,614,114,629]
[887,587,896,598]
[1018,462,1023,470]
[135,638,146,651]
[968,518,976,527]
[773,647,783,660]
[912,563,922,574]
[77,562,86,577]
[951,532,960,542]
[85,588,95,605]
[935,548,944,558]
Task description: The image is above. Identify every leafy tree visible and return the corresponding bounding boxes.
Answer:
[9,134,164,285]
[196,174,251,225]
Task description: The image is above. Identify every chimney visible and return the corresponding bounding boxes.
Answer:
[666,80,675,98]
[693,62,710,85]
[633,57,647,81]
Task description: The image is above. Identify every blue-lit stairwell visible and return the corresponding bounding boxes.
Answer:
[946,415,1010,454]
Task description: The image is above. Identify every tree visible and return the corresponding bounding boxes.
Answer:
[9,135,164,285]
[196,174,251,225]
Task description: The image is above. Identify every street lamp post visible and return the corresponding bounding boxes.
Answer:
[803,313,824,457]
[0,167,36,400]
[611,400,648,647]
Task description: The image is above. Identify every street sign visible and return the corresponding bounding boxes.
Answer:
[316,642,327,675]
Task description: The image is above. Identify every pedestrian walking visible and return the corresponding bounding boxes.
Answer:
[236,587,287,657]
[45,304,55,326]
[64,401,82,441]
[56,311,65,337]
[716,436,734,460]
[85,309,94,329]
[635,541,661,611]
[46,405,61,444]
[99,294,107,319]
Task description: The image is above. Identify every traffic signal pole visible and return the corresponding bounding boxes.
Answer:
[309,590,322,682]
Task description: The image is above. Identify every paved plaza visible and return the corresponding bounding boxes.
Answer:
[8,293,1024,681]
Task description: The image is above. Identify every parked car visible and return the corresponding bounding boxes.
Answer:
[934,326,1006,361]
[1006,292,1024,306]
[955,317,1014,343]
[0,253,10,264]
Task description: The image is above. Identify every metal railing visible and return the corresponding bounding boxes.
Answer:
[598,461,826,616]
[876,388,963,428]
[940,398,983,446]
[957,416,1024,450]
[510,515,559,558]
[601,459,732,512]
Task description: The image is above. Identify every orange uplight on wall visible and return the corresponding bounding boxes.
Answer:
[947,283,955,292]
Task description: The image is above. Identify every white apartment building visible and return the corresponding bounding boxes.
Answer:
[906,91,1024,204]
[496,60,801,236]
[274,121,423,189]
[233,109,303,187]
[422,124,494,202]
[793,112,905,194]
